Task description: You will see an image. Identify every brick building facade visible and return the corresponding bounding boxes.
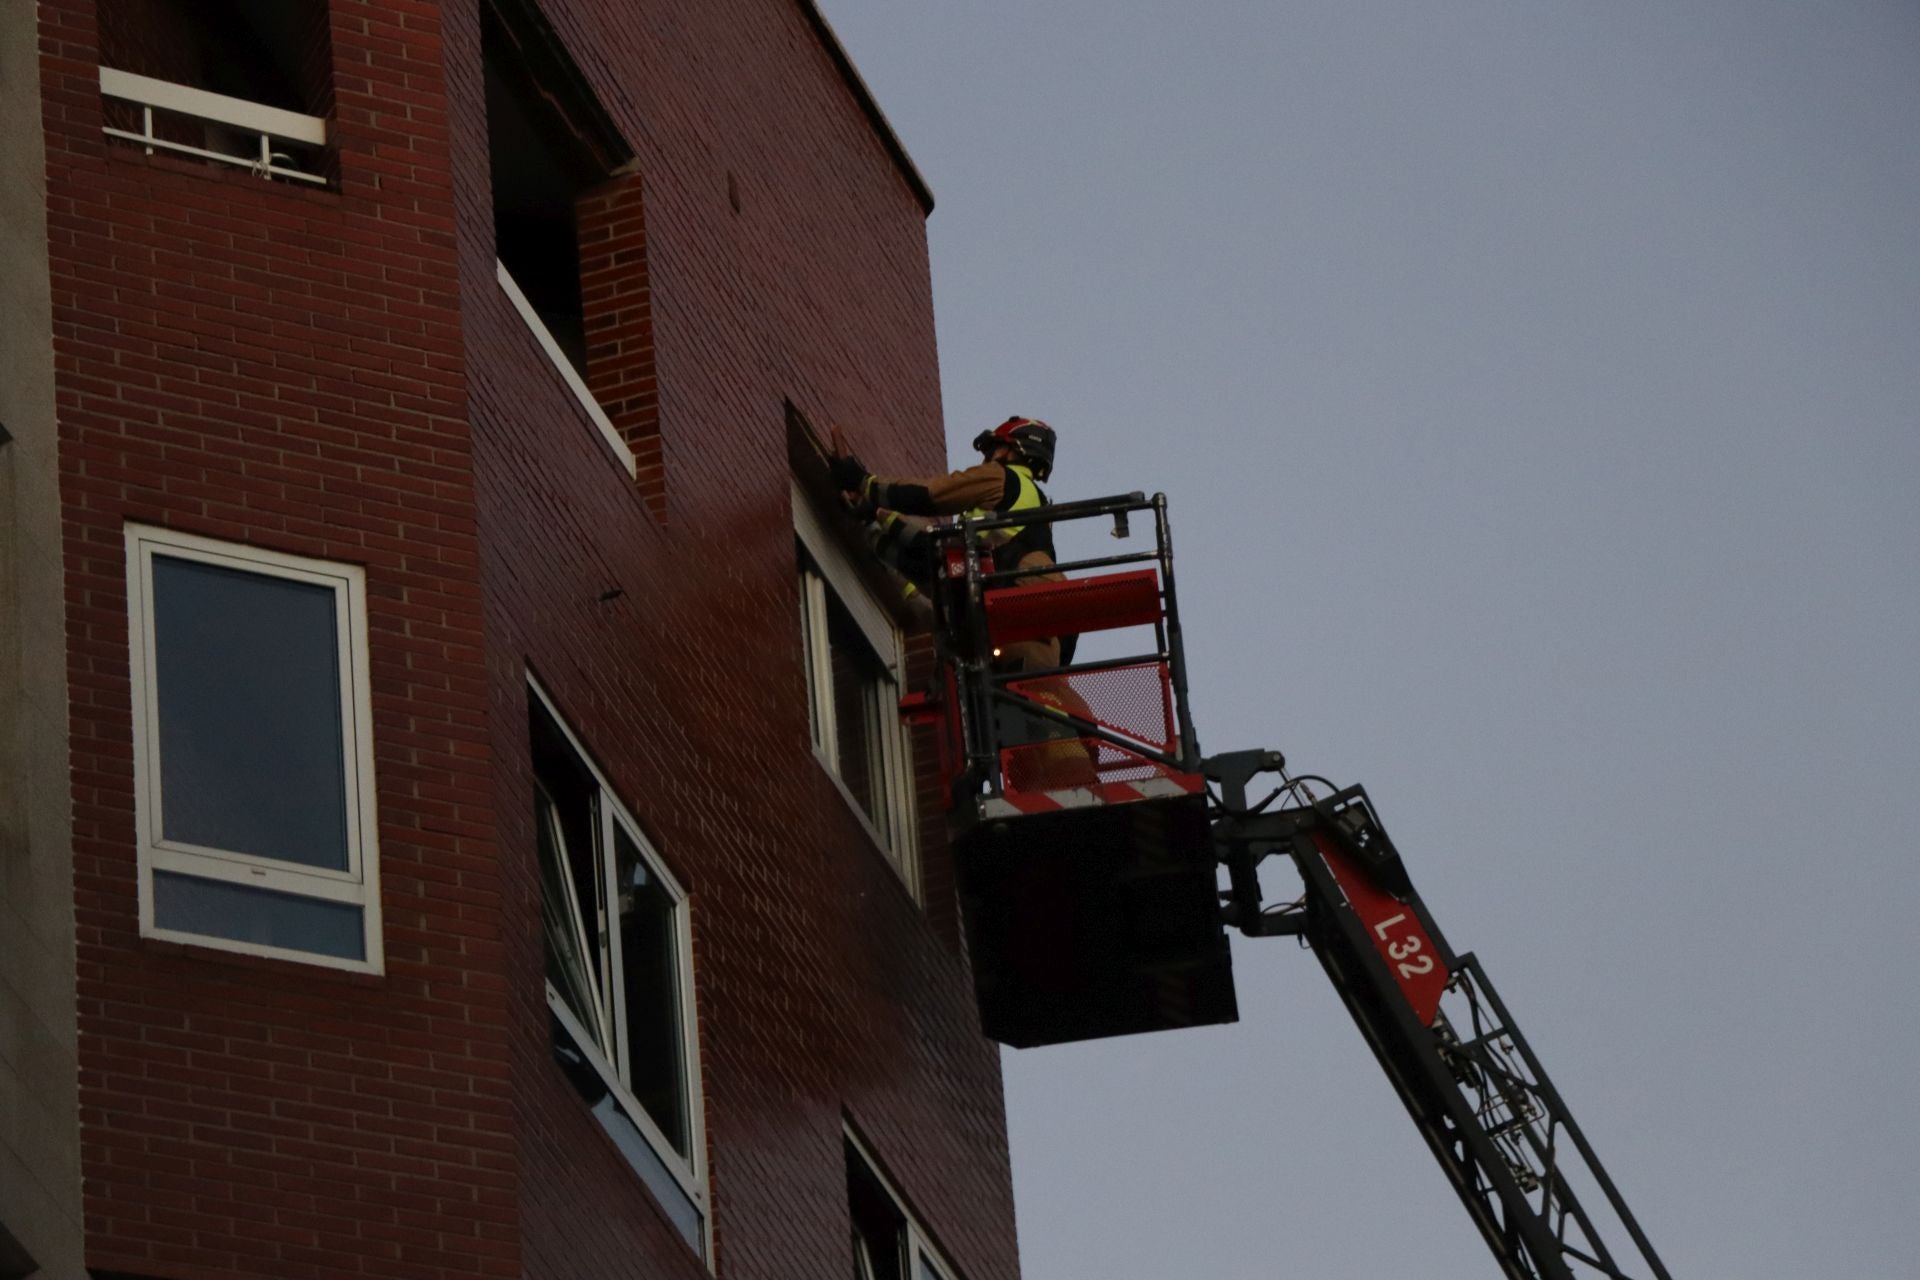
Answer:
[1,1,1023,1276]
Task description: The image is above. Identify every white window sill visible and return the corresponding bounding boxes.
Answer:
[495,260,636,477]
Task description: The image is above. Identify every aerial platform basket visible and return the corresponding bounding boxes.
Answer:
[956,785,1232,1047]
[922,492,1237,1048]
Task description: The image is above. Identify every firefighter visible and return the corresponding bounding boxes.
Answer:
[828,417,1096,789]
[829,416,1057,651]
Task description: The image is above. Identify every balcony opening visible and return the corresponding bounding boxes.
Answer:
[486,81,592,372]
[483,1,657,491]
[485,2,621,380]
[96,0,334,184]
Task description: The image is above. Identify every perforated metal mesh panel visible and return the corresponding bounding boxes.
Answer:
[1007,662,1173,751]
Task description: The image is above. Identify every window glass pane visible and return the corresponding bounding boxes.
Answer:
[615,825,689,1156]
[151,555,350,870]
[153,871,364,960]
[826,589,887,831]
[846,1145,907,1280]
[530,701,611,1032]
[800,569,829,752]
[531,721,601,913]
[537,787,611,1057]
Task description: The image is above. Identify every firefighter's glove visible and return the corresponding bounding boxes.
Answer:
[828,451,869,493]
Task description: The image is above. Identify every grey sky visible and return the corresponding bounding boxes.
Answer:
[819,3,1920,1276]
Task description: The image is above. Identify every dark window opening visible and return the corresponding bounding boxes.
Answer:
[484,4,624,379]
[99,0,331,113]
[97,0,334,181]
[847,1142,908,1280]
[485,58,593,372]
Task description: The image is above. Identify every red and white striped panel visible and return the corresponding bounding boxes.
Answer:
[979,772,1205,818]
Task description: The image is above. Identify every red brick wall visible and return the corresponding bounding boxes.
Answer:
[96,0,335,116]
[444,0,1018,1271]
[577,172,664,521]
[43,0,1021,1274]
[48,0,512,1274]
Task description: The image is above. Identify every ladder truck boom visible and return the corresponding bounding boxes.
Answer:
[814,465,1673,1278]
[1210,754,1672,1280]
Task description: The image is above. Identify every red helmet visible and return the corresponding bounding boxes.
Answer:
[971,416,1057,480]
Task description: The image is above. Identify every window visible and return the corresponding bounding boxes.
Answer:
[530,681,708,1257]
[846,1132,959,1280]
[125,525,381,971]
[485,24,596,379]
[96,0,334,185]
[484,0,655,483]
[793,482,919,893]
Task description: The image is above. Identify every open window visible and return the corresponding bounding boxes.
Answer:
[485,15,598,378]
[846,1131,960,1280]
[485,0,657,487]
[96,0,334,185]
[793,482,920,895]
[125,525,381,971]
[530,680,708,1258]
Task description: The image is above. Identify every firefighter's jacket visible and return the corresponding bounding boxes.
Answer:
[863,460,1056,578]
[862,461,1062,669]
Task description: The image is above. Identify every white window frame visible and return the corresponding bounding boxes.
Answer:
[529,677,710,1257]
[846,1126,962,1280]
[125,524,383,973]
[792,481,919,897]
[496,260,637,477]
